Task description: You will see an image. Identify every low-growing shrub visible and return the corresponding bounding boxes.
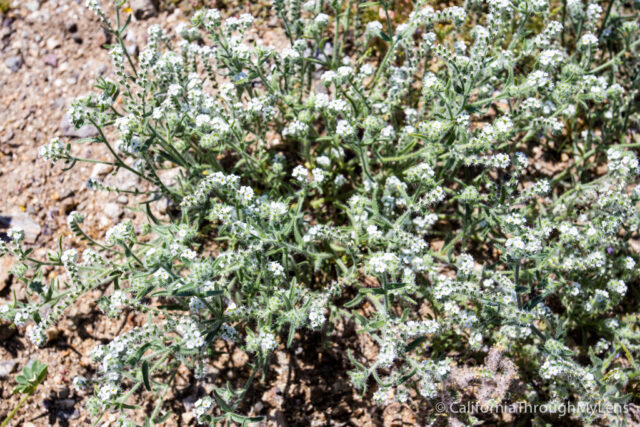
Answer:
[2,0,640,424]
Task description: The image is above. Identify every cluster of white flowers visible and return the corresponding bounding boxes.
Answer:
[38,138,69,162]
[246,330,277,354]
[8,0,638,422]
[105,220,135,246]
[177,318,205,349]
[192,397,214,423]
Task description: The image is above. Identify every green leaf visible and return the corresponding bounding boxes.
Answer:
[153,412,172,424]
[286,323,296,347]
[12,360,47,395]
[347,350,366,370]
[204,290,224,297]
[358,1,381,8]
[142,361,151,391]
[130,343,152,365]
[344,292,365,308]
[404,336,428,353]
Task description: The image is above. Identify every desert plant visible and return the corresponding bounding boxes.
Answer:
[2,0,640,424]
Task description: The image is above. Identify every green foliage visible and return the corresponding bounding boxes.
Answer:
[12,360,48,395]
[2,0,640,424]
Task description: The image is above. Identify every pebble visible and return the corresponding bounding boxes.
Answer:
[91,163,114,178]
[0,128,14,144]
[65,21,78,33]
[0,359,18,378]
[156,197,170,214]
[98,28,112,47]
[60,113,98,138]
[181,412,194,424]
[182,394,198,411]
[46,37,60,50]
[24,1,40,12]
[131,0,158,20]
[44,53,58,67]
[104,202,123,219]
[117,195,129,204]
[126,43,138,57]
[52,188,74,201]
[106,169,139,191]
[5,55,23,72]
[52,97,66,109]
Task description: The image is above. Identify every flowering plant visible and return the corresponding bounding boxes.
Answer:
[3,0,640,423]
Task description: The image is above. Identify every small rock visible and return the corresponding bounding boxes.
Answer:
[157,167,181,187]
[5,56,23,72]
[65,21,78,33]
[0,359,18,378]
[116,195,129,204]
[106,169,139,191]
[44,53,58,67]
[182,394,198,411]
[126,43,138,57]
[24,1,39,12]
[181,412,194,424]
[46,38,60,50]
[98,215,111,228]
[60,114,98,139]
[0,211,42,243]
[72,35,83,44]
[91,163,114,178]
[156,197,169,214]
[52,97,66,109]
[131,0,158,19]
[62,200,78,215]
[0,129,14,144]
[104,202,123,219]
[52,188,74,201]
[98,28,112,47]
